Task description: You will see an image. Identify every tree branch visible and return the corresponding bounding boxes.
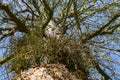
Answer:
[41,0,53,36]
[101,23,120,35]
[0,27,13,31]
[96,44,120,53]
[73,0,82,37]
[93,60,112,80]
[0,54,15,66]
[82,14,120,43]
[0,28,16,41]
[0,3,30,33]
[32,0,41,14]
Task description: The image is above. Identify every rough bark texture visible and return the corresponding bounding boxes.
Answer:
[13,64,85,80]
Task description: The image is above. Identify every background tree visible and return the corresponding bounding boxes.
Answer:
[0,0,120,80]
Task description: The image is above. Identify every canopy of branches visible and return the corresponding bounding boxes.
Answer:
[0,0,120,80]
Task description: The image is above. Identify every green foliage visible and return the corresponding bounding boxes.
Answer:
[8,29,92,76]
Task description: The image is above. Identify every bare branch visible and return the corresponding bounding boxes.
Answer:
[97,45,120,53]
[31,0,41,14]
[41,0,54,36]
[0,3,30,33]
[0,54,15,66]
[94,62,112,80]
[0,28,16,41]
[73,0,82,37]
[82,14,120,43]
[101,23,120,35]
[0,27,13,31]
